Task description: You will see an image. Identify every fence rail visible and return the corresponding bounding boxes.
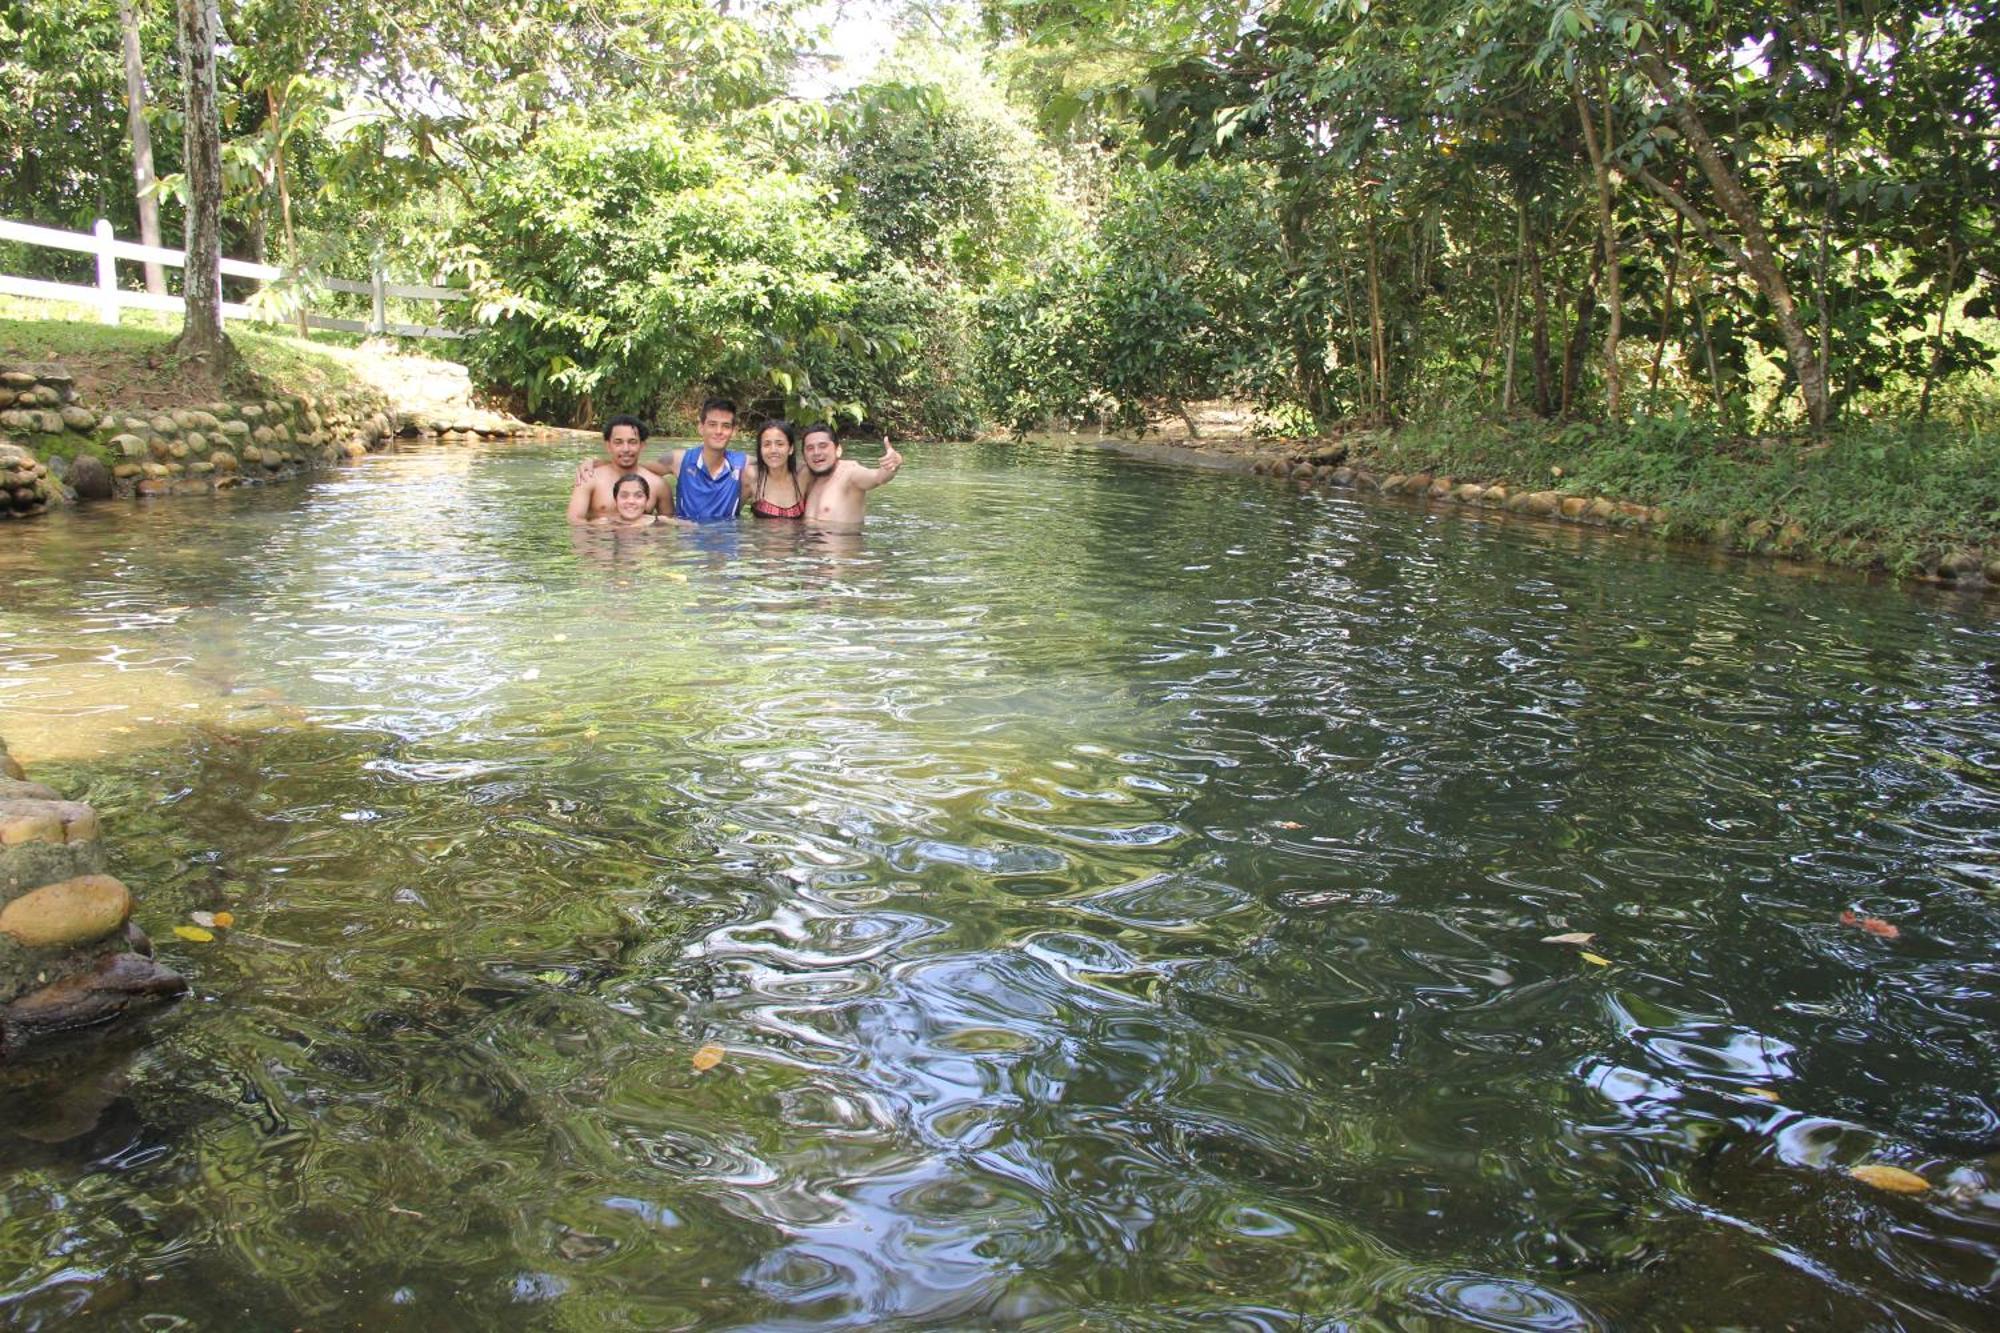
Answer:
[0,217,466,339]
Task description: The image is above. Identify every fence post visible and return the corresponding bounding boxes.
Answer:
[93,219,120,326]
[369,256,387,335]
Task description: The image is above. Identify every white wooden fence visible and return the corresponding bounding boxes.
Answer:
[0,217,465,339]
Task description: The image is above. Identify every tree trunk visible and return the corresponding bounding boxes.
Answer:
[1501,206,1525,412]
[171,0,232,375]
[1520,192,1553,417]
[267,85,309,338]
[1365,214,1389,419]
[1917,245,1960,423]
[1636,46,1830,430]
[1650,211,1685,392]
[1575,79,1622,417]
[1561,241,1603,418]
[118,0,165,296]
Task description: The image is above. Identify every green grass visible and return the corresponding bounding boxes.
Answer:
[0,297,385,404]
[1358,403,1999,576]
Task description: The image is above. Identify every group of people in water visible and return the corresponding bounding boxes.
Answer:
[568,398,903,531]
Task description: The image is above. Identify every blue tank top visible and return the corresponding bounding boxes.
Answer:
[674,448,745,521]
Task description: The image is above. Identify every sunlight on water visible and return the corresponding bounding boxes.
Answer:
[2,439,1998,1328]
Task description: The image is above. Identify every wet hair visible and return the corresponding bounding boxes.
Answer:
[753,419,800,499]
[613,472,651,499]
[800,421,837,445]
[603,414,649,442]
[698,397,737,424]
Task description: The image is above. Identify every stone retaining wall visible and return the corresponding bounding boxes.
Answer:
[0,360,526,513]
[1250,448,1999,591]
[0,733,184,1059]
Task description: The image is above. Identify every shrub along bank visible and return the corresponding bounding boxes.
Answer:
[1246,412,2000,587]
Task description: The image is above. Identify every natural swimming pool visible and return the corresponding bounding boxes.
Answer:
[2,437,1997,1328]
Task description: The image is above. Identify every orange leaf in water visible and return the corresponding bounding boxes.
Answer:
[1849,1164,1930,1194]
[691,1043,724,1072]
[212,911,235,928]
[1839,911,1901,939]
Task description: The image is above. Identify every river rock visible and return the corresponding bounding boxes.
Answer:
[1450,483,1483,504]
[0,810,62,846]
[0,800,96,844]
[61,405,97,432]
[1480,485,1509,507]
[0,371,32,389]
[251,425,275,446]
[1381,473,1408,493]
[68,453,113,501]
[113,463,140,480]
[109,433,146,459]
[1585,498,1617,523]
[0,779,59,803]
[149,415,178,435]
[219,419,249,438]
[1939,548,1982,578]
[209,450,238,473]
[0,874,131,948]
[239,404,263,421]
[1,951,186,1052]
[1559,496,1590,519]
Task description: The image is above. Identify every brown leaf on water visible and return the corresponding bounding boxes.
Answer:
[1740,1086,1781,1102]
[691,1043,724,1072]
[1839,910,1901,939]
[1274,821,1303,830]
[1542,932,1595,945]
[1849,1164,1930,1194]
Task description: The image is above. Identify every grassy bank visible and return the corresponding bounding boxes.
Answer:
[0,300,376,420]
[1343,409,1999,578]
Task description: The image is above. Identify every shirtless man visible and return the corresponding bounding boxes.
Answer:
[577,398,745,522]
[801,423,903,527]
[568,416,667,520]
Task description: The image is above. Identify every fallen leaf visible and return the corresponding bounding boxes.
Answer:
[1850,1164,1930,1194]
[1274,821,1303,830]
[1542,932,1595,945]
[1840,910,1901,939]
[532,969,568,986]
[189,911,217,929]
[1741,1086,1781,1102]
[212,911,234,928]
[387,1204,426,1218]
[691,1043,724,1072]
[172,925,215,943]
[1578,952,1612,967]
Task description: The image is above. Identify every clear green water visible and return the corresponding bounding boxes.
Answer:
[2,439,1997,1329]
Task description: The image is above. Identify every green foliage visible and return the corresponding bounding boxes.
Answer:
[447,114,865,424]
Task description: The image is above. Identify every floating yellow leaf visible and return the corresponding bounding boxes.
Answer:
[1542,932,1595,945]
[1579,951,1612,966]
[1850,1164,1930,1194]
[691,1043,724,1072]
[212,911,234,928]
[1741,1086,1781,1102]
[172,925,215,943]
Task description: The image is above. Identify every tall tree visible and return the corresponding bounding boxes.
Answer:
[118,0,166,294]
[171,0,234,372]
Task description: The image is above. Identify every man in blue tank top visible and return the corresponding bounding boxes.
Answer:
[575,398,745,521]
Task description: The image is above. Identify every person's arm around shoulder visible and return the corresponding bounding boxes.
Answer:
[642,447,682,480]
[850,439,903,492]
[566,475,595,523]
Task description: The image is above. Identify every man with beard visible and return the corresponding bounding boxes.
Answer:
[800,423,902,527]
[574,399,748,522]
[568,415,666,520]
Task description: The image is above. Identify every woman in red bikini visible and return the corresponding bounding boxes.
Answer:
[741,418,807,519]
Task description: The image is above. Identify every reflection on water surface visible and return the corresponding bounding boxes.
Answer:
[2,439,1998,1329]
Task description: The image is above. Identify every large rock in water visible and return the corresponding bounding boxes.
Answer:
[69,452,113,501]
[0,736,184,1061]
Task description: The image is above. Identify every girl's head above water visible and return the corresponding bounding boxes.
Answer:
[756,419,798,473]
[612,471,652,520]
